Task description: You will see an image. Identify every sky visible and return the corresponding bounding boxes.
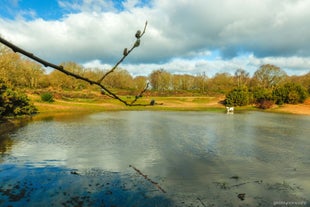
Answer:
[0,0,310,77]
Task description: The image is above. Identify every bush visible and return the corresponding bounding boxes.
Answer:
[252,87,273,101]
[40,92,54,103]
[0,81,37,117]
[225,86,250,107]
[273,82,308,105]
[272,86,286,105]
[256,99,274,109]
[251,87,274,109]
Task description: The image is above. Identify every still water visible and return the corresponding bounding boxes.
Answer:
[0,111,309,206]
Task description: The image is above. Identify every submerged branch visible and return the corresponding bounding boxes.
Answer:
[230,180,263,188]
[129,164,166,193]
[0,21,150,106]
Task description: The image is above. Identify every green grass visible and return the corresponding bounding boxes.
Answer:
[31,94,226,113]
[30,92,269,114]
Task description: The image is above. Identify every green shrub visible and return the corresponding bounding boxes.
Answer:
[273,82,308,104]
[252,87,273,102]
[40,92,54,103]
[0,81,37,117]
[225,86,250,107]
[250,87,274,109]
[272,86,286,105]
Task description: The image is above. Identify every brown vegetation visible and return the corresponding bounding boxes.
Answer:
[32,92,310,115]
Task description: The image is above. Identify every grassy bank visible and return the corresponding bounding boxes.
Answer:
[28,93,310,115]
[31,94,226,114]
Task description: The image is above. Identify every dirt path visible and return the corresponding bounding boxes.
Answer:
[271,99,310,115]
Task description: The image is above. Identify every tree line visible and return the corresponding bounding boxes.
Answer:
[1,45,309,113]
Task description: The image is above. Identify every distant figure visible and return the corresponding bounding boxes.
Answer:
[226,106,234,114]
[150,99,155,105]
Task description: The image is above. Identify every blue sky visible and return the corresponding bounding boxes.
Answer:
[1,0,63,20]
[0,0,133,20]
[0,0,310,77]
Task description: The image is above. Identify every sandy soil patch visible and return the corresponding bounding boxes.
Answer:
[272,99,310,115]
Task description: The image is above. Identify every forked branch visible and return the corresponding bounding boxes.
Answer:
[0,21,150,106]
[98,21,148,83]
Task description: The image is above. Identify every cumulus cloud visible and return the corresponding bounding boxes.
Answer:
[153,0,310,58]
[0,0,309,76]
[84,54,310,78]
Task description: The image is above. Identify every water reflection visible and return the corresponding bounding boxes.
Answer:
[0,111,309,206]
[0,134,14,161]
[0,164,173,207]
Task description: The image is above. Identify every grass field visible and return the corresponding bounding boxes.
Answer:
[30,93,226,113]
[28,92,310,115]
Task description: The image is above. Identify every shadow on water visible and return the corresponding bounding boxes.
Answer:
[0,164,173,207]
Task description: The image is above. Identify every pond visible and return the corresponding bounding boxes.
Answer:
[0,111,309,207]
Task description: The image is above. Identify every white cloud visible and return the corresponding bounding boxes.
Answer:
[0,0,310,77]
[83,54,310,78]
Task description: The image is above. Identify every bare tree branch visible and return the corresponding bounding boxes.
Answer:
[98,21,148,84]
[0,21,150,106]
[130,82,149,105]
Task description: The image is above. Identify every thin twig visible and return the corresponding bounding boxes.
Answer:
[131,82,149,105]
[129,164,166,193]
[97,21,148,83]
[230,180,262,188]
[0,22,150,106]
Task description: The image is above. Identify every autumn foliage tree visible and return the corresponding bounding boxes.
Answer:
[249,64,288,109]
[251,64,287,89]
